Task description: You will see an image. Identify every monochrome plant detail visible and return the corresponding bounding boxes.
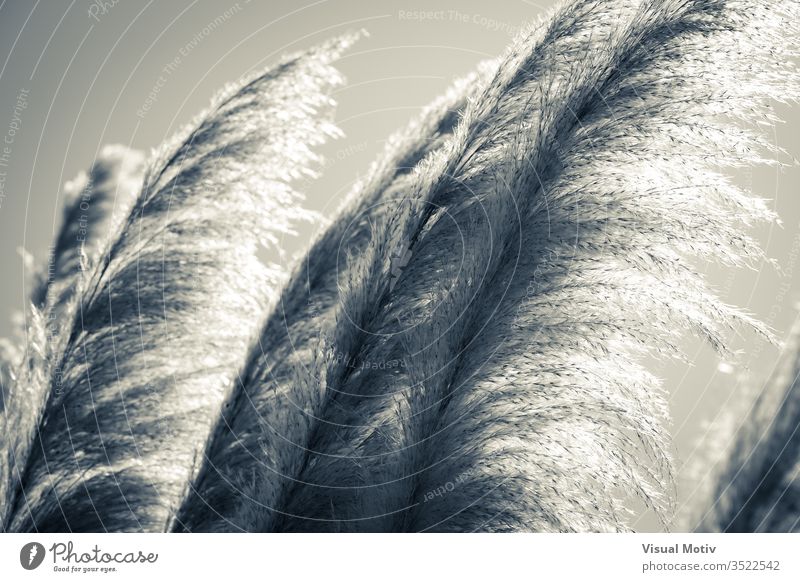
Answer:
[0,0,798,533]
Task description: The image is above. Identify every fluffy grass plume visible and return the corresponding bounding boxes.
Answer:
[696,316,800,532]
[3,0,798,534]
[0,145,143,530]
[0,336,19,414]
[39,145,146,319]
[268,0,797,532]
[172,62,497,532]
[0,298,46,531]
[0,36,356,532]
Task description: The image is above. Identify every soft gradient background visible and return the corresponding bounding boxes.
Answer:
[0,0,798,531]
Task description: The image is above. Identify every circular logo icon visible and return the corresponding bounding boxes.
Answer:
[20,542,46,570]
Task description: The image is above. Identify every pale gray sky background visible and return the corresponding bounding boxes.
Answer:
[0,0,797,531]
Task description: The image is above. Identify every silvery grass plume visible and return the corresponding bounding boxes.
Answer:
[695,315,800,532]
[0,337,18,413]
[0,34,357,532]
[37,145,146,320]
[268,0,797,532]
[172,61,499,532]
[0,304,31,419]
[1,146,144,408]
[0,145,143,529]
